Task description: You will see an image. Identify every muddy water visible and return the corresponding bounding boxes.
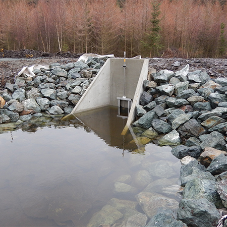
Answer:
[0,106,181,227]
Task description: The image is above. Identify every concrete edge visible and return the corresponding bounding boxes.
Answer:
[121,59,149,135]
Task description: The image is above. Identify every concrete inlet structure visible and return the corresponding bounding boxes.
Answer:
[70,58,149,134]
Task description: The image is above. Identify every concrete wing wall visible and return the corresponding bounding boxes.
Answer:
[71,59,111,114]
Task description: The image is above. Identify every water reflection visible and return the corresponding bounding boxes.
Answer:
[0,106,181,227]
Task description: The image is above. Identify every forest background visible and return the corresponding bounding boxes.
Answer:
[0,0,227,58]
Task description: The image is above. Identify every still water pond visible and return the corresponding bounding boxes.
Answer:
[0,106,181,227]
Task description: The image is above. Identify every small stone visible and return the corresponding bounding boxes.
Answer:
[207,154,227,175]
[140,91,153,106]
[136,105,146,117]
[193,102,212,111]
[172,113,192,130]
[175,81,189,95]
[156,84,175,96]
[138,111,157,129]
[185,137,201,147]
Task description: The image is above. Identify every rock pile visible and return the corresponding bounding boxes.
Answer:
[0,56,108,124]
[133,65,227,227]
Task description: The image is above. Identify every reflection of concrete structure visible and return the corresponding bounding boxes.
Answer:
[71,58,149,134]
[75,106,138,151]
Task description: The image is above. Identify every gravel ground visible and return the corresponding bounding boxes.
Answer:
[0,54,227,90]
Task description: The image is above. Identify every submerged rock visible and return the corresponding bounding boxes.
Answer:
[136,192,179,218]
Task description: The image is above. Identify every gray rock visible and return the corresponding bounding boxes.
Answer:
[187,96,204,105]
[152,105,165,117]
[175,99,189,107]
[177,198,220,227]
[198,111,222,121]
[136,105,146,117]
[20,114,32,122]
[39,83,55,89]
[208,122,227,133]
[50,100,69,109]
[201,116,225,128]
[175,81,189,95]
[146,210,187,227]
[215,77,227,86]
[140,91,153,106]
[26,87,41,100]
[8,101,24,112]
[183,177,222,207]
[134,170,152,187]
[177,89,196,99]
[185,137,201,147]
[216,171,227,208]
[87,204,123,227]
[64,106,74,114]
[178,119,206,137]
[41,89,56,100]
[136,192,179,218]
[57,91,68,100]
[48,106,64,115]
[155,95,168,108]
[61,63,75,71]
[167,109,185,124]
[169,77,181,85]
[199,71,210,84]
[198,87,214,99]
[189,83,201,90]
[158,130,181,146]
[187,70,202,83]
[152,119,172,134]
[166,97,177,108]
[2,92,12,102]
[144,101,156,111]
[68,94,81,105]
[219,102,227,107]
[74,61,88,70]
[171,145,202,159]
[207,154,227,175]
[172,113,192,129]
[51,68,67,77]
[36,98,50,110]
[180,160,206,186]
[153,70,173,83]
[138,111,157,129]
[12,88,26,102]
[23,99,41,113]
[199,131,226,151]
[193,102,212,111]
[156,84,175,96]
[0,114,10,123]
[68,68,81,78]
[5,83,14,92]
[208,92,226,108]
[175,64,189,77]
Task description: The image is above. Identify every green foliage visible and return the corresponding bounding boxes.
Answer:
[142,0,162,57]
[218,23,226,56]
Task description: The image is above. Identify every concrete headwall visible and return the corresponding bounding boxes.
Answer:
[71,58,148,115]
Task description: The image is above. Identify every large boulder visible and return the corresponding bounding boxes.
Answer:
[183,178,222,207]
[177,198,221,227]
